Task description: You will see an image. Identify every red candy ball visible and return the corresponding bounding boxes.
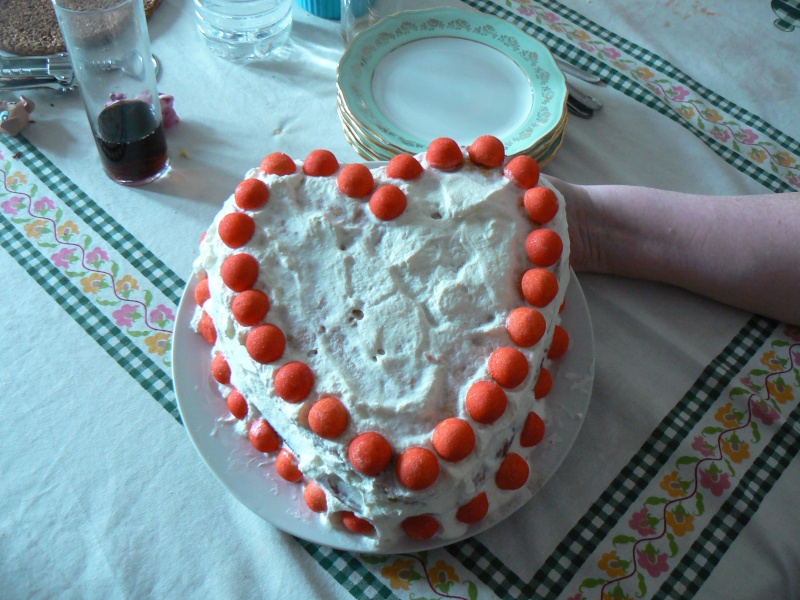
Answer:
[337,163,375,198]
[193,278,210,307]
[456,492,489,524]
[526,229,563,267]
[432,418,475,462]
[504,155,540,189]
[534,366,553,399]
[218,212,255,249]
[341,511,374,534]
[246,324,286,364]
[303,149,339,177]
[197,312,217,344]
[235,178,269,210]
[426,138,463,170]
[348,432,392,476]
[401,515,440,540]
[221,253,259,292]
[506,307,546,347]
[488,347,529,389]
[524,186,559,223]
[547,325,570,359]
[304,482,327,513]
[275,448,303,482]
[261,152,297,176]
[308,396,349,440]
[249,418,280,452]
[386,154,423,180]
[521,268,559,308]
[226,389,248,419]
[468,135,505,168]
[231,289,270,326]
[369,185,407,221]
[396,447,440,490]
[520,412,546,447]
[496,453,529,490]
[465,380,508,424]
[274,361,314,403]
[211,353,231,384]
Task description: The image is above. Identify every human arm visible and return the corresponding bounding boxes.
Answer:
[547,178,800,325]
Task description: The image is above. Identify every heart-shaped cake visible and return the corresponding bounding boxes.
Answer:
[192,136,571,547]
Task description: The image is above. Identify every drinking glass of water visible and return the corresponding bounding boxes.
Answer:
[52,0,169,186]
[194,0,293,61]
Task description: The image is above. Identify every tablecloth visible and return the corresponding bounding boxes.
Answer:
[2,1,799,598]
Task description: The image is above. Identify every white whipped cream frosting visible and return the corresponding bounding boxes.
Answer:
[193,150,570,548]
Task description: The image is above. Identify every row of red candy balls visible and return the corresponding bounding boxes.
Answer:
[194,135,569,539]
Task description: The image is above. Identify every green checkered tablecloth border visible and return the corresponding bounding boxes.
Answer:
[297,540,401,600]
[0,211,180,421]
[445,316,778,599]
[530,0,799,154]
[653,401,800,599]
[3,135,185,306]
[466,0,800,193]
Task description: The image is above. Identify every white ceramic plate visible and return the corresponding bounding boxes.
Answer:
[173,270,594,554]
[337,7,568,158]
[338,88,568,164]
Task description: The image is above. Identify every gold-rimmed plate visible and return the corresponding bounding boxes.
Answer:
[337,7,568,158]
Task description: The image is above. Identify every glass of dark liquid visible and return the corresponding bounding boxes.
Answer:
[53,0,169,186]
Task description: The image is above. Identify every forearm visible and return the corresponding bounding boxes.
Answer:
[552,179,800,324]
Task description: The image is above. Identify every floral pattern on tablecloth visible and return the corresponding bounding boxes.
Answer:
[1,148,176,370]
[492,0,800,192]
[565,325,799,600]
[360,552,486,600]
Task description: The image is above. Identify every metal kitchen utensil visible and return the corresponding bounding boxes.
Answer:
[1,53,161,93]
[556,58,602,84]
[567,82,603,112]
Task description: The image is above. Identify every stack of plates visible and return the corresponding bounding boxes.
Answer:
[337,8,568,163]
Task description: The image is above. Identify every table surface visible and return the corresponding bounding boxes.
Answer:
[2,1,799,598]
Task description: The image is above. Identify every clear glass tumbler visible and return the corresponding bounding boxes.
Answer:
[341,0,457,43]
[194,0,293,61]
[341,0,405,43]
[52,0,169,186]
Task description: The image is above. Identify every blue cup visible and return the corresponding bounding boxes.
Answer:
[297,0,340,19]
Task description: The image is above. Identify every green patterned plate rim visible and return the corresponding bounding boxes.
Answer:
[337,7,568,156]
